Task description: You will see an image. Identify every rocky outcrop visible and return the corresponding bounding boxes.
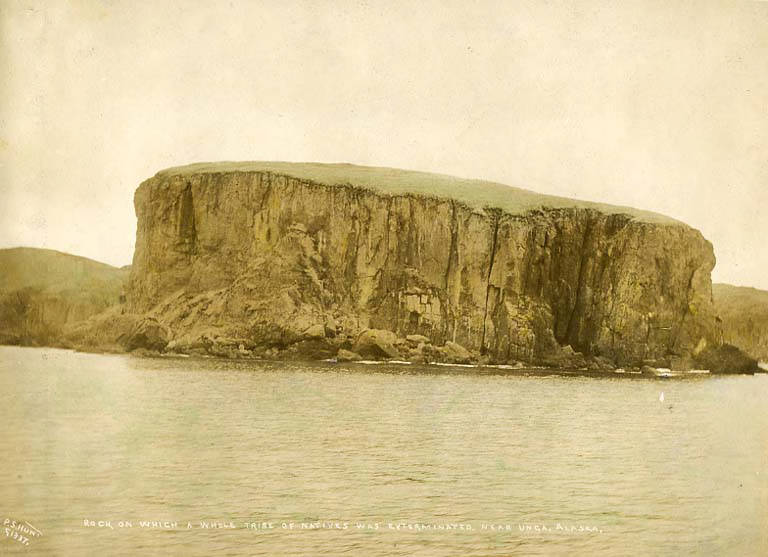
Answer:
[693,343,760,374]
[336,349,362,362]
[118,162,727,369]
[713,283,768,362]
[0,248,129,347]
[354,329,402,359]
[120,317,171,352]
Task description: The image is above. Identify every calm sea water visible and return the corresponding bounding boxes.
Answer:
[1,346,766,556]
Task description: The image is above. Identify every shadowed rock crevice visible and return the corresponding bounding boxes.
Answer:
[176,183,197,255]
[481,209,502,354]
[563,215,594,349]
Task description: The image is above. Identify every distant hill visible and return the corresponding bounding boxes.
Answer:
[713,283,768,362]
[157,161,680,225]
[0,247,129,346]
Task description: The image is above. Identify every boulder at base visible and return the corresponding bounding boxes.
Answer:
[441,341,472,364]
[336,349,362,362]
[353,329,401,359]
[120,317,170,352]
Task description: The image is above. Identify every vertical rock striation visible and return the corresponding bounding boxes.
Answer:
[125,163,720,367]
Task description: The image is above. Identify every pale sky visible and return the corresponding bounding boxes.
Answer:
[1,0,766,289]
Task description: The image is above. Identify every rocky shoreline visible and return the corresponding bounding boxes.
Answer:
[2,303,761,375]
[57,311,760,375]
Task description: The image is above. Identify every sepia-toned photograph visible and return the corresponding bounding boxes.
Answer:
[1,1,767,555]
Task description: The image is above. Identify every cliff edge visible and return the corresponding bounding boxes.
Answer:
[118,162,730,369]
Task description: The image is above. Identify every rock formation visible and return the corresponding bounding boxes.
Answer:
[119,162,731,369]
[713,283,768,362]
[0,248,128,346]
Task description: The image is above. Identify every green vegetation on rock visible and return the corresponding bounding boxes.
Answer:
[157,161,680,225]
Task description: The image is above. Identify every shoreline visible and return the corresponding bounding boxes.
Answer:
[2,343,755,379]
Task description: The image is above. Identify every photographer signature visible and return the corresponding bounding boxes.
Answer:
[3,518,42,547]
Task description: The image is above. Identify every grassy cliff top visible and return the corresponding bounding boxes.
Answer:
[0,247,128,294]
[156,161,680,225]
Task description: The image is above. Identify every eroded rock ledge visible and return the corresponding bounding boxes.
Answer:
[72,162,751,372]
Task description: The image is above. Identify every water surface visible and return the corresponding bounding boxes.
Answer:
[1,346,766,555]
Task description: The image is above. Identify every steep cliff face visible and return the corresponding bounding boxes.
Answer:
[713,283,768,361]
[0,248,129,346]
[126,163,720,367]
